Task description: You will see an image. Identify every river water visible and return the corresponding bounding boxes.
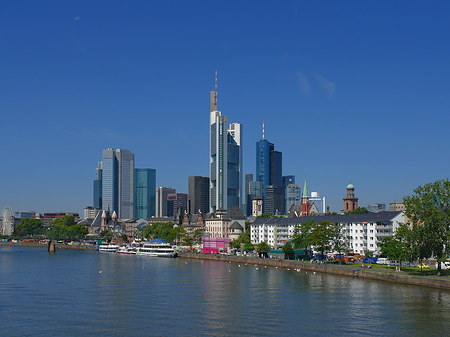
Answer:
[1,246,450,336]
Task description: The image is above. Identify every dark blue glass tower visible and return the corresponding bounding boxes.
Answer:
[134,168,156,219]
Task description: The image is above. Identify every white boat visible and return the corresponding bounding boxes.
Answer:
[136,242,177,258]
[98,243,120,252]
[116,245,136,254]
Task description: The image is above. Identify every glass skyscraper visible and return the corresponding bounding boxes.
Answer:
[101,148,135,219]
[93,162,102,209]
[256,136,282,212]
[209,73,242,214]
[134,168,156,219]
[285,183,301,213]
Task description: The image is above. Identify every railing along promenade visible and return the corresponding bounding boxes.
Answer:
[180,252,450,291]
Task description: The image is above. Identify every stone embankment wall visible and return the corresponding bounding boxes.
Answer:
[0,242,96,250]
[180,252,450,290]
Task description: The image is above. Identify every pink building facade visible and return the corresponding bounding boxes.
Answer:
[201,237,231,254]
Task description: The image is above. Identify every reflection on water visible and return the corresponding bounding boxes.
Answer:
[1,246,450,336]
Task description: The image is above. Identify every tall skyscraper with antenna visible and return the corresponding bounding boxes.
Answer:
[209,71,243,214]
[256,121,283,213]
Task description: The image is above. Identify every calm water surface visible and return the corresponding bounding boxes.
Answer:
[1,246,450,336]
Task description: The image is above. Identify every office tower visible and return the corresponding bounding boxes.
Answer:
[227,122,243,209]
[282,175,295,189]
[264,185,284,215]
[256,122,282,211]
[134,168,156,219]
[156,187,176,217]
[243,173,253,216]
[249,181,263,199]
[167,193,188,217]
[209,71,242,213]
[93,162,102,209]
[101,148,135,219]
[256,139,272,189]
[188,176,209,214]
[270,150,282,188]
[285,184,301,213]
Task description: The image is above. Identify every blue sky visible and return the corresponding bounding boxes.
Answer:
[1,0,450,215]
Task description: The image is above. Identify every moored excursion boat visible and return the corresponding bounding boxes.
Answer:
[116,245,136,254]
[136,242,177,258]
[98,243,120,252]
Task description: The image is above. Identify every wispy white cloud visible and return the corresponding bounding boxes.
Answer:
[313,73,336,97]
[74,16,81,22]
[297,72,310,95]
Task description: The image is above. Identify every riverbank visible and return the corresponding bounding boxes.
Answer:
[0,241,96,250]
[180,252,450,290]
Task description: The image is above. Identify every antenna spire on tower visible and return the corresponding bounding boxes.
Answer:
[263,120,265,139]
[214,69,218,108]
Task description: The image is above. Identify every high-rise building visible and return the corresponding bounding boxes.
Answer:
[282,175,295,189]
[270,150,282,188]
[256,123,282,212]
[93,162,102,209]
[167,193,188,217]
[227,123,242,209]
[264,185,284,215]
[243,173,253,216]
[188,176,209,214]
[256,139,272,190]
[156,187,176,217]
[209,71,242,214]
[134,168,156,219]
[101,148,135,219]
[285,184,301,213]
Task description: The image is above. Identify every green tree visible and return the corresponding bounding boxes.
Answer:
[380,236,402,270]
[171,226,186,244]
[330,223,349,256]
[291,220,315,259]
[51,216,76,228]
[192,228,205,245]
[256,241,271,253]
[142,222,175,241]
[310,221,334,260]
[100,230,114,241]
[403,179,450,276]
[345,207,369,214]
[15,218,44,236]
[282,241,294,259]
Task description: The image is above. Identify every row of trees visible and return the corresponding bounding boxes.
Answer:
[381,179,450,275]
[14,216,88,239]
[140,222,205,248]
[282,220,348,260]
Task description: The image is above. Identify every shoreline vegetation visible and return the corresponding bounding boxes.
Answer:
[180,252,450,291]
[0,241,96,250]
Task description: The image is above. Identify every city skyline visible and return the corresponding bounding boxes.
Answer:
[2,1,450,215]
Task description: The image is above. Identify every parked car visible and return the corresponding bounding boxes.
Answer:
[363,257,378,264]
[377,258,388,265]
[388,260,400,266]
[418,263,430,269]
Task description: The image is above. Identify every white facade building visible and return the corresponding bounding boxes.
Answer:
[250,211,404,253]
[205,214,231,238]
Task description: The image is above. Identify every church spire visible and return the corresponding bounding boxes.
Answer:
[302,178,309,198]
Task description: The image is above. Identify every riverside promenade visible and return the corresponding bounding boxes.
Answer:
[180,252,450,290]
[0,241,96,250]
